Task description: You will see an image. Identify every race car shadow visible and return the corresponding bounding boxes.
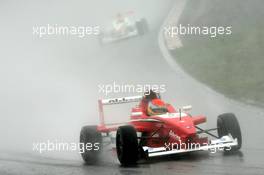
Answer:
[80,149,244,170]
[141,152,211,164]
[112,151,245,175]
[223,150,244,157]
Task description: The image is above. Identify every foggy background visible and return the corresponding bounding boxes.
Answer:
[1,0,264,174]
[0,0,174,158]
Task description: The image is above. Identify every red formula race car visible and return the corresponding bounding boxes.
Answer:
[80,93,242,166]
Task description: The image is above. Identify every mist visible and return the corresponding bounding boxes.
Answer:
[0,0,174,159]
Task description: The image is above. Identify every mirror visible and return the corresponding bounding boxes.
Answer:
[182,105,192,111]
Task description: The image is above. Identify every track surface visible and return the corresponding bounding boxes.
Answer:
[1,0,264,174]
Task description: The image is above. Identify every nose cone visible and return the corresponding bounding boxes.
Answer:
[151,113,197,136]
[164,116,197,136]
[177,118,196,135]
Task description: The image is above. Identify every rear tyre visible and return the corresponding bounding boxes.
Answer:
[98,32,105,46]
[116,125,139,166]
[80,125,102,164]
[136,18,149,35]
[217,113,242,152]
[140,18,149,33]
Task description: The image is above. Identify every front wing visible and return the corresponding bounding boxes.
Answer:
[143,135,238,157]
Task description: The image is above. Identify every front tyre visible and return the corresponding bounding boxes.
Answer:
[116,125,139,166]
[217,113,242,152]
[80,125,102,164]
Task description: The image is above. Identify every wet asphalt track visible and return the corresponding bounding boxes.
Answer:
[1,0,264,174]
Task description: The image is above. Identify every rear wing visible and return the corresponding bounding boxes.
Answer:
[98,95,142,126]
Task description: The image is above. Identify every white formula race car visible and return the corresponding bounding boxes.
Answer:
[99,12,149,44]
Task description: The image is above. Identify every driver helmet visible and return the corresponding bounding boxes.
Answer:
[116,13,124,22]
[147,99,168,116]
[144,89,161,101]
